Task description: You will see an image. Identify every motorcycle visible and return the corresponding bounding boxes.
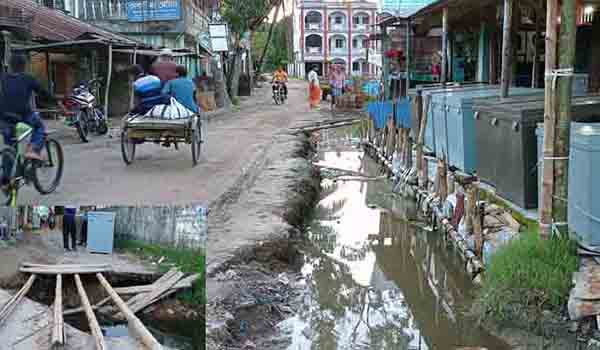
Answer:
[272,81,287,105]
[62,78,109,142]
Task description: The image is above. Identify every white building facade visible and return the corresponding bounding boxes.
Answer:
[289,0,381,79]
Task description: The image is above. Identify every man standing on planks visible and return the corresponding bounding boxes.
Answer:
[63,206,77,252]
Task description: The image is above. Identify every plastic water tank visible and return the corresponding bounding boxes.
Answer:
[537,122,600,245]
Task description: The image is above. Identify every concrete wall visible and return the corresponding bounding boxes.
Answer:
[107,205,207,249]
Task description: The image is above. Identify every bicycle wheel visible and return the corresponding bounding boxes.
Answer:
[94,109,109,135]
[191,117,202,166]
[121,129,136,165]
[76,110,90,143]
[33,138,64,195]
[0,148,16,205]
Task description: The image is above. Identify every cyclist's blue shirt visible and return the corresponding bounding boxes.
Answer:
[0,73,52,119]
[162,78,199,113]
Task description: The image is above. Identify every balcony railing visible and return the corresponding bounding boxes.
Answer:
[352,48,367,56]
[305,23,322,31]
[81,0,128,21]
[330,48,347,56]
[306,47,323,55]
[329,24,346,32]
[353,24,369,32]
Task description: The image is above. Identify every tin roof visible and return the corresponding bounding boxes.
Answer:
[4,0,137,45]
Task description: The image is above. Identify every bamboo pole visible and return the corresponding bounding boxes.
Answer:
[531,11,540,88]
[540,0,559,238]
[0,274,36,326]
[441,7,448,84]
[129,47,137,110]
[418,93,430,188]
[74,274,107,350]
[415,91,424,172]
[553,0,576,236]
[472,186,483,258]
[52,274,64,346]
[500,0,514,98]
[439,157,448,202]
[96,273,162,350]
[465,184,475,234]
[104,44,113,117]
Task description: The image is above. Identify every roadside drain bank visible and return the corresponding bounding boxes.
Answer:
[361,137,588,350]
[206,131,320,350]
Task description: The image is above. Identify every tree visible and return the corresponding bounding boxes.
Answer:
[221,0,279,99]
[251,17,291,73]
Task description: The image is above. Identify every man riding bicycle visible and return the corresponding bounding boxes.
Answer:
[272,66,288,98]
[0,54,64,185]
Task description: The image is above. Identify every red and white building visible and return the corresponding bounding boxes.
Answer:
[289,0,382,79]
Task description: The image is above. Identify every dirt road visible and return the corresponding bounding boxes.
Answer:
[16,80,314,206]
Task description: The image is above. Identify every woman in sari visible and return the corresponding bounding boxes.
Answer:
[308,66,321,109]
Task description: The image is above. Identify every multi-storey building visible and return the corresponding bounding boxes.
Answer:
[289,0,380,78]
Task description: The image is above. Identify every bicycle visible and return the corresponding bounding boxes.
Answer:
[0,122,64,206]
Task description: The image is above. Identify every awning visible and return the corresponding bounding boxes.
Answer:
[112,48,199,57]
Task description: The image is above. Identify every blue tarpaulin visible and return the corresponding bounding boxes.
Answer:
[395,98,411,128]
[368,101,393,129]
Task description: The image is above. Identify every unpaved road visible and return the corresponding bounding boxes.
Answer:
[16,80,315,206]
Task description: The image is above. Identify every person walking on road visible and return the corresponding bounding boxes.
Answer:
[63,206,77,252]
[308,66,321,110]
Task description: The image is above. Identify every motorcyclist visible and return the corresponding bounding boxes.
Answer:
[272,66,288,98]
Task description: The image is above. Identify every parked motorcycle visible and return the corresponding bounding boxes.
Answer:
[63,78,109,142]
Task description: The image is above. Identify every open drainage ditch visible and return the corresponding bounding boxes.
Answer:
[275,126,512,350]
[4,272,203,350]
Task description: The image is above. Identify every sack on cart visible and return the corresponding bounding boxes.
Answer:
[145,97,195,120]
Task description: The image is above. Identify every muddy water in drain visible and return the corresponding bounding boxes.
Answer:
[280,132,510,349]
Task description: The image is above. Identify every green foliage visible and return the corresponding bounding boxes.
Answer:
[253,17,291,71]
[221,0,272,36]
[231,96,240,106]
[476,232,578,322]
[116,240,206,305]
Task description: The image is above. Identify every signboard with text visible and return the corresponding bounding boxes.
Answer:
[209,23,230,52]
[127,0,181,22]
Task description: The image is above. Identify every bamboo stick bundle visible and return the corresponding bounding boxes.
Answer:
[51,274,64,346]
[0,274,36,327]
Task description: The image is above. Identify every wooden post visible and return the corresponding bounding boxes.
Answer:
[439,157,448,202]
[1,31,11,73]
[104,44,113,117]
[52,274,64,346]
[500,0,514,98]
[473,195,483,258]
[531,10,540,88]
[129,47,137,110]
[553,0,577,236]
[406,129,413,169]
[540,0,559,238]
[465,184,475,233]
[418,93,431,188]
[441,7,448,83]
[96,273,163,350]
[74,274,107,350]
[415,91,424,172]
[447,171,455,195]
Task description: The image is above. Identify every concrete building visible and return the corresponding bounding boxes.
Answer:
[289,0,380,79]
[35,0,220,76]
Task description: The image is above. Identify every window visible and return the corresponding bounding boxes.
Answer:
[353,17,360,25]
[353,62,360,71]
[335,39,345,49]
[335,16,343,24]
[352,39,357,48]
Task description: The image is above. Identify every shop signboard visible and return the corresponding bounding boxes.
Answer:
[127,0,181,22]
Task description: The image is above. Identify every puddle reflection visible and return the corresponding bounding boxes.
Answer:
[280,144,509,350]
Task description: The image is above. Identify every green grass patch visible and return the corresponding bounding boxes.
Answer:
[476,232,578,322]
[116,240,205,305]
[231,97,240,106]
